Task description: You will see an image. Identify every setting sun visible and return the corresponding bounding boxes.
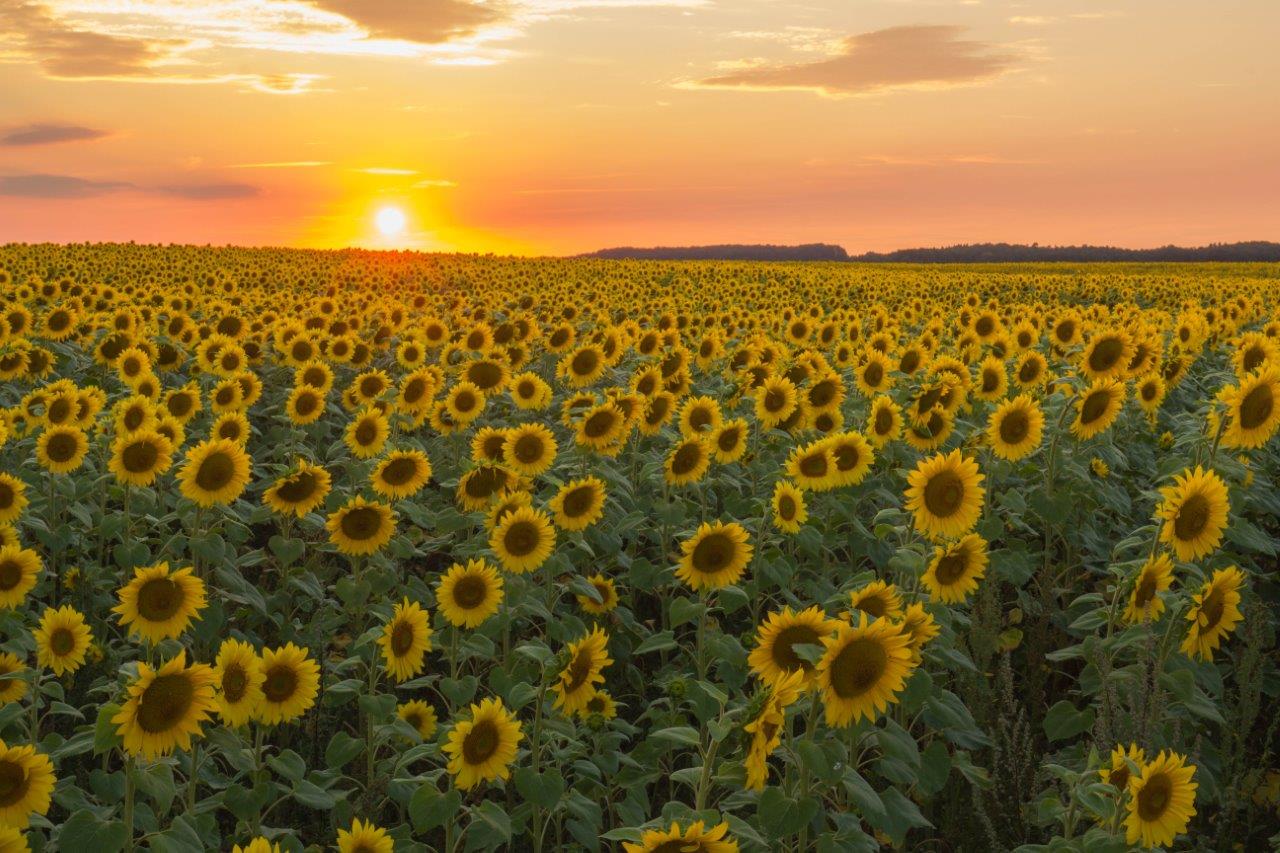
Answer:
[374,206,406,238]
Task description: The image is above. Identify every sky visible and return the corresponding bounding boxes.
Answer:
[1,0,1278,255]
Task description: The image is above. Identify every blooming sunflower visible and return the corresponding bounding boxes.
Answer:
[256,643,320,725]
[503,422,557,476]
[770,480,807,534]
[0,654,26,706]
[754,376,798,428]
[232,839,280,853]
[0,548,40,610]
[0,476,27,526]
[0,741,54,829]
[336,819,393,853]
[747,605,836,689]
[903,450,985,540]
[987,394,1044,461]
[550,476,607,531]
[552,625,612,714]
[664,437,711,487]
[622,821,739,853]
[1156,466,1229,562]
[921,533,989,604]
[35,425,88,474]
[849,580,904,622]
[1080,329,1135,381]
[285,385,325,425]
[1180,565,1245,661]
[575,573,619,614]
[825,432,874,487]
[675,520,753,592]
[438,559,504,628]
[1100,742,1146,794]
[1071,377,1125,440]
[262,459,331,518]
[371,449,433,500]
[866,395,903,447]
[816,613,915,727]
[34,605,92,676]
[1220,366,1280,449]
[177,438,251,507]
[379,598,434,682]
[327,497,397,556]
[112,652,217,758]
[1123,553,1174,625]
[743,669,805,791]
[786,441,837,492]
[490,505,555,573]
[344,407,389,459]
[108,429,174,487]
[710,418,748,464]
[398,699,438,740]
[897,602,940,664]
[443,697,523,790]
[1124,751,1197,849]
[214,638,264,727]
[113,562,206,643]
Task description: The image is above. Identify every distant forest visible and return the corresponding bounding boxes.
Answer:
[582,241,1280,262]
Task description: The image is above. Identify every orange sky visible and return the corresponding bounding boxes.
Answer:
[1,0,1277,255]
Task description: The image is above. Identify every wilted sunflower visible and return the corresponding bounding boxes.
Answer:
[112,652,217,758]
[371,449,433,500]
[256,643,320,725]
[1071,377,1125,440]
[849,580,904,622]
[214,638,264,727]
[326,496,397,556]
[747,605,836,689]
[336,819,394,853]
[770,480,807,533]
[622,821,739,853]
[0,741,55,829]
[921,533,989,604]
[550,476,607,531]
[379,599,434,682]
[1156,466,1229,562]
[1220,366,1280,449]
[575,573,619,614]
[502,422,557,476]
[35,425,88,474]
[0,547,40,609]
[904,450,985,540]
[490,505,555,573]
[675,520,752,592]
[1123,553,1174,625]
[34,605,92,676]
[743,669,804,791]
[438,560,504,628]
[443,697,523,790]
[0,654,26,706]
[398,699,438,740]
[552,625,612,714]
[177,438,251,507]
[113,562,206,643]
[1180,565,1245,661]
[0,474,28,525]
[987,395,1044,461]
[262,459,331,518]
[1124,751,1198,849]
[816,613,915,727]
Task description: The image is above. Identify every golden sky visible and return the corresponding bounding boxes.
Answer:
[1,0,1277,254]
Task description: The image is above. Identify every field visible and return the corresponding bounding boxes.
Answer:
[0,244,1276,852]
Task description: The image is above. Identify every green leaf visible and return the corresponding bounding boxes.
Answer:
[409,785,462,833]
[917,740,951,795]
[633,630,677,655]
[472,800,513,842]
[669,596,703,629]
[268,534,306,565]
[292,779,337,809]
[649,726,701,747]
[841,769,885,824]
[514,766,565,810]
[94,703,123,755]
[1043,700,1095,742]
[325,732,365,769]
[757,788,819,838]
[56,810,129,851]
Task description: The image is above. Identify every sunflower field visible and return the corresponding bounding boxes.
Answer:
[0,245,1276,852]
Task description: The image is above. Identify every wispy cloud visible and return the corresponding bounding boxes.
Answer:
[0,172,259,200]
[355,167,418,175]
[0,123,110,147]
[231,161,331,169]
[686,26,1018,98]
[413,178,458,188]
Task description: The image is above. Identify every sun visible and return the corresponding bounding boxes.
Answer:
[375,206,406,237]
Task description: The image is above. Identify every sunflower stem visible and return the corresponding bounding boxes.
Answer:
[123,755,136,853]
[185,741,201,813]
[28,668,41,742]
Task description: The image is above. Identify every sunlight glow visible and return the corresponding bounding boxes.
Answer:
[375,206,406,237]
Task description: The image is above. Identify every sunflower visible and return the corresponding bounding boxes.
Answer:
[1123,553,1174,625]
[435,560,504,630]
[34,605,92,676]
[786,441,837,492]
[663,436,711,487]
[490,505,555,573]
[743,669,804,791]
[1124,751,1198,849]
[113,562,206,643]
[371,449,433,500]
[675,520,752,592]
[112,652,217,758]
[921,533,989,604]
[35,425,88,474]
[1135,372,1166,415]
[1071,377,1125,440]
[377,598,434,683]
[0,475,28,525]
[0,548,39,610]
[0,654,25,706]
[0,741,54,829]
[344,408,389,459]
[854,350,894,397]
[214,638,264,727]
[849,580,904,622]
[575,573,619,614]
[771,480,807,534]
[210,411,250,445]
[897,602,940,663]
[1180,565,1245,661]
[456,466,515,511]
[232,840,280,853]
[177,439,251,507]
[579,689,618,722]
[327,497,397,556]
[1080,329,1134,380]
[550,477,607,531]
[1014,350,1049,389]
[108,429,174,487]
[285,385,325,425]
[987,395,1044,461]
[816,613,915,727]
[1221,366,1280,449]
[754,376,798,428]
[1100,742,1146,794]
[904,450,985,540]
[443,697,523,789]
[398,699,439,740]
[262,459,331,518]
[622,821,739,853]
[444,381,486,424]
[1156,466,1230,562]
[256,643,320,725]
[553,625,612,714]
[576,403,626,450]
[748,605,836,689]
[503,422,557,476]
[825,432,874,487]
[866,395,903,447]
[337,819,394,853]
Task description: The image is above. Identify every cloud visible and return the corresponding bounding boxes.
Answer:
[306,0,505,44]
[0,172,259,200]
[688,25,1017,97]
[0,123,109,146]
[156,182,259,199]
[413,178,458,188]
[231,161,331,169]
[0,1,185,78]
